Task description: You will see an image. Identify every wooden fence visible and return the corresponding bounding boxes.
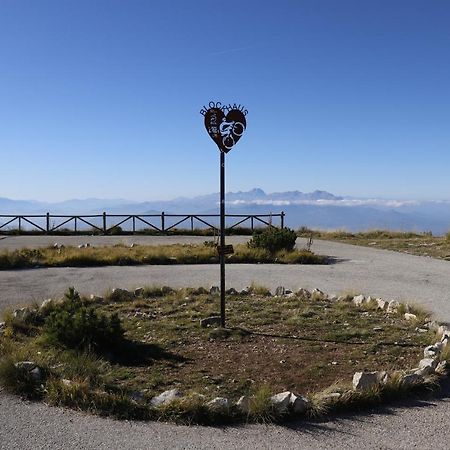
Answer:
[0,212,285,235]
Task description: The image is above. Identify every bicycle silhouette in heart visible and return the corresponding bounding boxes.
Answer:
[202,102,247,153]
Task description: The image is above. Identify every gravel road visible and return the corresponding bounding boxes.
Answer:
[1,235,450,449]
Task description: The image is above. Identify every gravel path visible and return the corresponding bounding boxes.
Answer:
[1,236,450,449]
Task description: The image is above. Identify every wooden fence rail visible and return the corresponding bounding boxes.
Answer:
[0,212,285,235]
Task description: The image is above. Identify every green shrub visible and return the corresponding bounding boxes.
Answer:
[247,227,297,253]
[43,288,123,352]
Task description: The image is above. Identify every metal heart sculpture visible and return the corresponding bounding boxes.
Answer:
[204,108,247,153]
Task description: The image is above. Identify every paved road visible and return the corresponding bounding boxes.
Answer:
[1,236,450,449]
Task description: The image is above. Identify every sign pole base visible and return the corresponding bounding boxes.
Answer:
[220,150,226,328]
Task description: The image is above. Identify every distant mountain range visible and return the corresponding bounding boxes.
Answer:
[1,189,450,234]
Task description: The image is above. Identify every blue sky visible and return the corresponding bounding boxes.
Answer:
[1,0,449,201]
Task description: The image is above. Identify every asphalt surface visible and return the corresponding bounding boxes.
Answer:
[1,235,450,449]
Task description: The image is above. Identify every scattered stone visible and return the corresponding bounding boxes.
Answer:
[290,393,309,414]
[376,298,388,311]
[14,361,43,383]
[40,299,53,310]
[89,294,104,301]
[236,396,250,414]
[0,322,5,336]
[352,371,387,390]
[210,286,220,296]
[438,325,450,340]
[285,289,293,295]
[207,397,229,410]
[297,288,311,299]
[387,300,400,313]
[401,373,423,387]
[435,361,450,375]
[337,295,350,302]
[62,379,72,386]
[129,391,145,403]
[352,295,366,307]
[13,307,32,321]
[130,243,135,248]
[329,295,338,302]
[239,288,249,295]
[416,327,428,333]
[270,391,291,413]
[200,316,222,328]
[311,288,326,300]
[150,389,182,407]
[275,286,286,297]
[424,343,443,358]
[373,327,383,332]
[424,321,439,332]
[417,358,438,375]
[225,288,238,295]
[404,313,418,321]
[134,287,144,297]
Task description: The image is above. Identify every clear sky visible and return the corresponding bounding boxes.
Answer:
[1,0,449,202]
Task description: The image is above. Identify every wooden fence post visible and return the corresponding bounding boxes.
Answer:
[281,211,285,229]
[161,212,165,233]
[46,213,50,234]
[103,212,107,234]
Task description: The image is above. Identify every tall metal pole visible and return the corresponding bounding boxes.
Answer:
[220,150,226,327]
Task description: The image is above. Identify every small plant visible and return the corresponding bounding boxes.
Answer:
[247,227,297,253]
[43,288,124,352]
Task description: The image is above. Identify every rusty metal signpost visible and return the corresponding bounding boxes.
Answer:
[201,101,248,327]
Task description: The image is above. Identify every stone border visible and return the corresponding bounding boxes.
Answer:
[3,285,449,421]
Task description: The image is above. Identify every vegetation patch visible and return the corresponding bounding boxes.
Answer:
[1,286,447,424]
[0,242,326,270]
[298,227,450,260]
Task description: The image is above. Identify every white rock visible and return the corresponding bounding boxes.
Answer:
[437,325,449,337]
[352,295,366,307]
[424,343,443,358]
[209,286,220,295]
[435,361,449,375]
[62,379,72,386]
[207,397,229,410]
[376,298,388,310]
[40,299,53,310]
[239,288,249,295]
[270,391,291,413]
[290,393,309,414]
[89,294,104,301]
[134,287,144,297]
[14,361,42,382]
[150,389,182,407]
[387,300,400,313]
[418,358,438,375]
[404,313,417,321]
[352,371,387,390]
[297,288,311,299]
[311,288,326,300]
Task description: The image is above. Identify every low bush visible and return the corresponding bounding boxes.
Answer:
[43,288,124,352]
[248,227,297,253]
